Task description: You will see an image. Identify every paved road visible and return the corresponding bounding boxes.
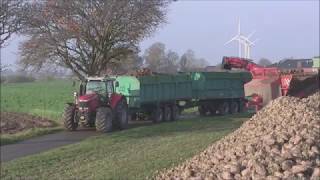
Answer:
[1,129,99,162]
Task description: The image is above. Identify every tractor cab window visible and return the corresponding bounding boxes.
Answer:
[106,81,114,94]
[86,81,107,95]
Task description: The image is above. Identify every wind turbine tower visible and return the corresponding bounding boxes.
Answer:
[241,32,259,59]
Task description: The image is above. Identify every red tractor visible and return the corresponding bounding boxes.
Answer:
[62,77,128,132]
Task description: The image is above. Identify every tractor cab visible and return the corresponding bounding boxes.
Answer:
[80,77,114,94]
[75,77,119,108]
[64,76,128,133]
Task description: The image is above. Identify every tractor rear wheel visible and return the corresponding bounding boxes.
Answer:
[95,107,113,133]
[63,104,78,131]
[230,101,239,114]
[219,102,230,115]
[163,106,172,122]
[171,105,179,121]
[115,99,128,130]
[152,107,163,123]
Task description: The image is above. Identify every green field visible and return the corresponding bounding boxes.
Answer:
[1,80,77,121]
[1,114,250,180]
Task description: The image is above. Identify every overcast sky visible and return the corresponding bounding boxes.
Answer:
[1,0,319,68]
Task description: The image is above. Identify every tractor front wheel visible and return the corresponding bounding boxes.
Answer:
[95,107,113,133]
[63,104,78,131]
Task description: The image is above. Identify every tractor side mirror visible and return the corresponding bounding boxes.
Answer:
[115,81,119,87]
[79,83,84,95]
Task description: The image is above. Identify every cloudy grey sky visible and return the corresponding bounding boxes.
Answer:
[140,0,319,65]
[1,0,319,67]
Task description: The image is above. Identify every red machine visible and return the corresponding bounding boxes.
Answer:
[222,56,319,110]
[222,56,279,78]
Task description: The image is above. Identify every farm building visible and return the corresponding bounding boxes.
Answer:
[269,58,313,69]
[313,56,320,68]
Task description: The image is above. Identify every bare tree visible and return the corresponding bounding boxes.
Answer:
[0,0,23,47]
[144,42,166,72]
[258,58,272,67]
[19,0,170,80]
[144,42,180,73]
[179,49,209,71]
[112,51,144,75]
[164,50,179,73]
[0,64,10,72]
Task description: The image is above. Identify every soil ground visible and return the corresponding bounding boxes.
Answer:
[1,112,56,134]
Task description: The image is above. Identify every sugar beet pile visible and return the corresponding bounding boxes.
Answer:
[157,92,320,180]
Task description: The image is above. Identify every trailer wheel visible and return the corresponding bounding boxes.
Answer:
[171,105,179,121]
[152,107,163,123]
[95,107,113,133]
[63,104,78,131]
[115,99,128,130]
[198,105,207,116]
[209,104,217,115]
[230,101,239,114]
[164,106,172,122]
[239,100,246,113]
[129,113,137,121]
[219,102,230,115]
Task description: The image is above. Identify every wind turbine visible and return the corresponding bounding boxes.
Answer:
[240,34,259,59]
[225,19,243,57]
[225,19,259,59]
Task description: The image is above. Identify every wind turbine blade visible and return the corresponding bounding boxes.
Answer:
[239,35,250,43]
[251,38,260,45]
[238,18,241,35]
[224,35,238,45]
[247,30,256,39]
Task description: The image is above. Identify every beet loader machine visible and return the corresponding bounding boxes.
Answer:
[222,56,319,110]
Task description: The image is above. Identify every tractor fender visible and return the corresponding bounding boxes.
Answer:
[110,94,125,109]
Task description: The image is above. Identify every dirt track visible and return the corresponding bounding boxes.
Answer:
[0,114,195,162]
[0,128,98,162]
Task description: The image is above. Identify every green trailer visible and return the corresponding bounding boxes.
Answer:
[190,71,252,115]
[113,71,252,122]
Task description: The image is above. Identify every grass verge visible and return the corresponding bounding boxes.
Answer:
[1,80,77,122]
[1,114,251,180]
